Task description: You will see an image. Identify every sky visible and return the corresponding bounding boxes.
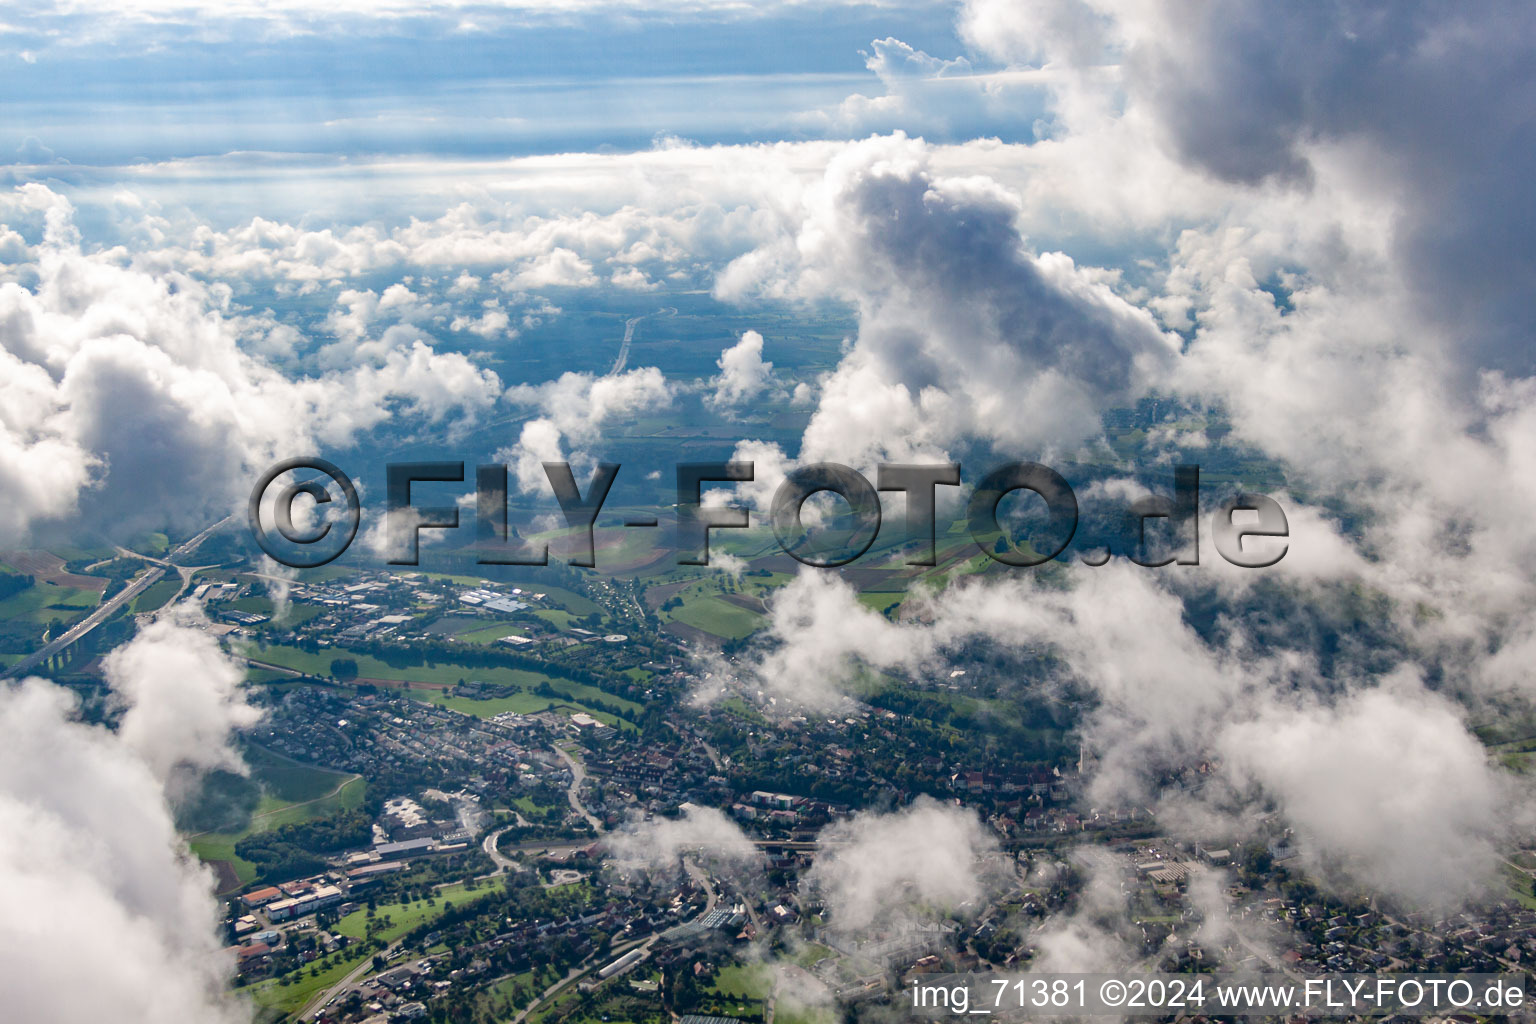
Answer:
[0,2,1009,167]
[3,0,1536,1018]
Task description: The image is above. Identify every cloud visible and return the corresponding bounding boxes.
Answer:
[0,186,502,544]
[1220,676,1519,908]
[450,299,513,339]
[718,134,1181,465]
[0,617,258,1022]
[1115,1,1536,377]
[8,0,1536,932]
[605,803,764,884]
[504,247,597,289]
[715,559,1527,912]
[104,607,262,799]
[806,797,1004,935]
[707,330,773,410]
[715,570,919,711]
[501,365,673,492]
[1025,848,1135,973]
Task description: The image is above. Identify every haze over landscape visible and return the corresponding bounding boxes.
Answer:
[2,2,1536,1023]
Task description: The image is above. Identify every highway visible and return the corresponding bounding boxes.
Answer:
[607,306,675,376]
[1,516,230,680]
[2,565,163,679]
[610,315,643,375]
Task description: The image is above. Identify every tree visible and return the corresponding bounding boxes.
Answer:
[330,657,360,682]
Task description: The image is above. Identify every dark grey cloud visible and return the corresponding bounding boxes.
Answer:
[1128,0,1536,376]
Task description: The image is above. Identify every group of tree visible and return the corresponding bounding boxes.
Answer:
[234,808,372,881]
[0,573,34,601]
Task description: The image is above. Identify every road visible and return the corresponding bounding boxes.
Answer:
[115,543,216,603]
[698,737,726,771]
[552,745,606,833]
[482,825,523,874]
[608,306,675,376]
[1,565,163,678]
[510,858,716,1024]
[610,315,643,375]
[2,515,231,679]
[306,833,721,1023]
[681,856,719,919]
[299,938,407,1021]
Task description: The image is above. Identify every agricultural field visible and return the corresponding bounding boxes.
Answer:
[185,744,365,891]
[130,578,181,613]
[243,642,642,716]
[0,580,100,627]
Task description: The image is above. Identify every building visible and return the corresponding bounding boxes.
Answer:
[240,886,283,909]
[376,837,436,860]
[597,948,648,980]
[265,885,343,922]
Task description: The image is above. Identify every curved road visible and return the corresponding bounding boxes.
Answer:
[482,824,522,874]
[609,315,642,375]
[553,745,605,833]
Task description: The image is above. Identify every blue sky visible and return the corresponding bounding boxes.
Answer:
[1,2,1026,165]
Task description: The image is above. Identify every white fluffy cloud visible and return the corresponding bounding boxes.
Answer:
[105,608,263,797]
[0,186,502,543]
[708,330,773,410]
[1222,678,1518,907]
[5,0,1536,932]
[722,562,1527,909]
[501,365,673,493]
[0,616,258,1023]
[605,803,764,884]
[719,135,1181,465]
[807,797,1003,934]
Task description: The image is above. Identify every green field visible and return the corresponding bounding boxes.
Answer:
[248,951,365,1021]
[187,833,259,888]
[390,686,634,731]
[455,622,531,644]
[186,745,365,890]
[244,642,642,716]
[512,794,565,818]
[474,968,555,1019]
[0,580,99,627]
[856,591,903,615]
[243,743,362,803]
[708,963,772,1001]
[790,942,834,968]
[129,531,171,557]
[666,594,763,639]
[249,882,487,1018]
[131,578,181,613]
[331,881,477,942]
[1500,860,1536,910]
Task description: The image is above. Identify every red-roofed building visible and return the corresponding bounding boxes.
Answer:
[240,886,282,908]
